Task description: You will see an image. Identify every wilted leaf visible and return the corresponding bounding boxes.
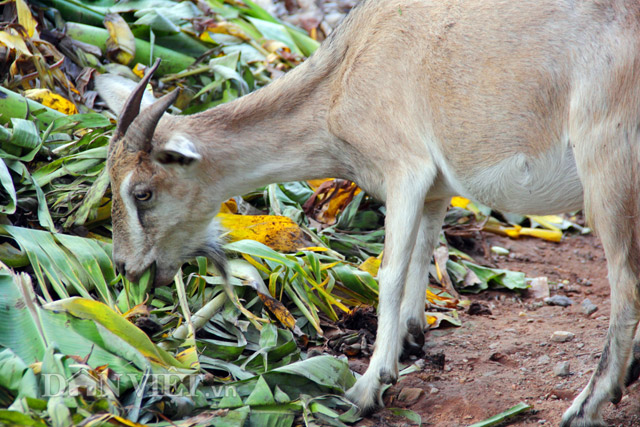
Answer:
[16,0,39,38]
[218,213,305,252]
[43,297,190,370]
[24,89,78,115]
[303,179,361,225]
[104,13,135,65]
[0,29,31,56]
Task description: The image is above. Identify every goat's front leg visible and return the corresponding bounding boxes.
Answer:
[399,200,449,359]
[345,175,428,413]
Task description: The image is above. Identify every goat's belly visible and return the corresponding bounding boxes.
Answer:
[442,148,584,215]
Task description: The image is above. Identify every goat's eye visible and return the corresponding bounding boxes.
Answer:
[134,190,152,202]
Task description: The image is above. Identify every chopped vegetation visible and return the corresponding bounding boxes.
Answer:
[0,0,586,425]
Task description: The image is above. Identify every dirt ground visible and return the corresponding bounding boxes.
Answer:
[350,232,640,427]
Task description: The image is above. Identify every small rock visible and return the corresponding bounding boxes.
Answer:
[429,386,440,395]
[397,387,424,405]
[529,277,550,299]
[551,331,575,343]
[581,298,598,315]
[537,355,551,365]
[544,295,573,307]
[554,361,571,377]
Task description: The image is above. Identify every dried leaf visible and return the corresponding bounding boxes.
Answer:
[258,292,296,330]
[303,179,361,225]
[104,13,136,65]
[217,213,305,252]
[24,89,78,115]
[0,30,31,56]
[16,0,38,38]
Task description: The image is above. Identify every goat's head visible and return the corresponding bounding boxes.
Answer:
[97,60,227,286]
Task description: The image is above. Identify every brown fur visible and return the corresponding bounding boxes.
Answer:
[98,1,640,425]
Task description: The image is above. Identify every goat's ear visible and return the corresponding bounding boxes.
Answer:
[152,135,202,167]
[94,74,156,115]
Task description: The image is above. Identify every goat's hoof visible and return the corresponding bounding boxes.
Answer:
[379,368,397,385]
[560,416,607,427]
[400,318,426,361]
[561,407,607,427]
[345,375,384,414]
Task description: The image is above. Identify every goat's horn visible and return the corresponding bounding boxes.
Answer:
[115,58,162,139]
[124,89,179,153]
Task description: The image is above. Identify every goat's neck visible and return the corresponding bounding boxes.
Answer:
[178,58,349,199]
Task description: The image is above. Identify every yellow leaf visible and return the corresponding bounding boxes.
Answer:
[303,179,361,225]
[220,198,238,214]
[426,289,457,307]
[359,256,380,277]
[201,22,250,41]
[258,292,297,329]
[450,196,470,209]
[307,178,333,191]
[104,13,135,65]
[518,227,563,242]
[425,311,461,328]
[298,246,329,252]
[176,347,199,368]
[217,213,305,252]
[483,220,562,242]
[426,314,437,326]
[100,415,148,427]
[262,40,290,54]
[16,0,38,38]
[527,214,564,231]
[29,361,42,374]
[24,89,78,115]
[132,63,146,79]
[0,30,31,56]
[122,303,149,320]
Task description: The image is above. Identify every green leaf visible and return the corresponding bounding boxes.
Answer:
[466,402,531,427]
[43,298,190,370]
[9,119,40,149]
[0,272,47,365]
[0,158,16,214]
[244,376,275,406]
[269,355,356,393]
[389,408,422,426]
[0,410,46,427]
[0,348,39,401]
[247,17,302,56]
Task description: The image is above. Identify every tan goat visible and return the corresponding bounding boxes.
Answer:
[96,0,640,425]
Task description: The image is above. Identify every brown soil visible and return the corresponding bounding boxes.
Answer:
[352,233,640,427]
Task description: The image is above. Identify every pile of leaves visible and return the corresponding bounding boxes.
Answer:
[0,0,587,425]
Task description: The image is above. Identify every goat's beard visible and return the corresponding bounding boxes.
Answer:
[189,241,229,283]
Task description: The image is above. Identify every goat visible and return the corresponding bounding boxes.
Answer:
[96,0,640,425]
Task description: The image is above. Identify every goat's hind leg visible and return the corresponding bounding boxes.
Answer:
[561,133,640,426]
[399,200,449,359]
